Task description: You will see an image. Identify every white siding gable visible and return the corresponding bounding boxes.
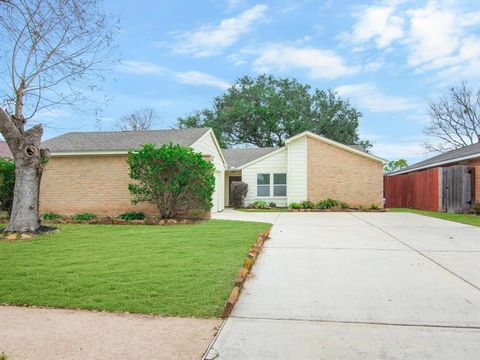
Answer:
[242,148,288,207]
[191,130,225,212]
[287,136,307,203]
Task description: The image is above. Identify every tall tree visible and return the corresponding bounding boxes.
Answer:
[0,0,117,232]
[114,108,158,131]
[424,80,480,153]
[177,75,370,149]
[384,159,408,173]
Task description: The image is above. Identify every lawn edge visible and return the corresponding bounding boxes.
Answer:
[221,229,270,318]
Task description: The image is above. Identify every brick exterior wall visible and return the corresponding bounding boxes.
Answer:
[306,137,384,207]
[469,157,480,204]
[40,155,158,216]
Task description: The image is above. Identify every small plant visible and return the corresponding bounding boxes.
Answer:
[339,201,350,209]
[300,200,315,209]
[72,213,97,221]
[249,200,269,209]
[370,203,379,210]
[118,211,145,220]
[0,352,8,360]
[42,212,62,221]
[474,203,480,216]
[268,201,277,208]
[315,198,340,209]
[289,202,301,209]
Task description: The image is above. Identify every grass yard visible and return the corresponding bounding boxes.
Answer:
[389,208,480,227]
[0,220,270,318]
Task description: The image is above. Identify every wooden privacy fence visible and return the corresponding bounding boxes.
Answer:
[384,168,439,211]
[384,165,474,213]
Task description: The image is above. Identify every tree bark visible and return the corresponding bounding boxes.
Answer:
[0,108,46,233]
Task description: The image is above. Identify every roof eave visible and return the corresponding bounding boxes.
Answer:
[388,152,480,175]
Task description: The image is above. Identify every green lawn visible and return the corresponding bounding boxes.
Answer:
[0,220,270,317]
[389,208,480,227]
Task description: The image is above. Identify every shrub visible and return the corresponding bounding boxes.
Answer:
[231,181,248,208]
[42,212,62,221]
[370,203,379,210]
[0,352,8,360]
[128,144,215,219]
[315,198,339,209]
[118,211,145,220]
[474,203,480,216]
[339,201,350,209]
[289,202,301,209]
[249,200,269,209]
[300,200,315,209]
[268,201,277,208]
[0,158,15,214]
[72,213,96,221]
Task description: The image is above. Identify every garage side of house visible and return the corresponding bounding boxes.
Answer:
[40,128,225,216]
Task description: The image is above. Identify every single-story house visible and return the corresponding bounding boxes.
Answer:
[40,128,226,215]
[40,128,386,216]
[387,142,480,205]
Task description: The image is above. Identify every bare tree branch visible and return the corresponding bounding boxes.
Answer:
[424,80,480,153]
[114,108,158,131]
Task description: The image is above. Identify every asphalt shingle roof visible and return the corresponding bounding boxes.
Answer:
[391,141,480,174]
[42,128,211,153]
[222,147,278,168]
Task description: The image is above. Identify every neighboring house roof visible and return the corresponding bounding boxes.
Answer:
[222,147,277,168]
[0,141,13,159]
[389,141,480,175]
[42,128,211,153]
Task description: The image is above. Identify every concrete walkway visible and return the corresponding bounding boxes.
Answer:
[208,210,480,359]
[0,306,220,360]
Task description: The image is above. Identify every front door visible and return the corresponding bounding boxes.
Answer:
[228,176,242,206]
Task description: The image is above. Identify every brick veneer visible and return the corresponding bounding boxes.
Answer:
[306,137,384,207]
[40,155,158,216]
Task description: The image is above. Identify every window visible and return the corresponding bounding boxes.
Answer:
[274,173,287,196]
[257,174,270,196]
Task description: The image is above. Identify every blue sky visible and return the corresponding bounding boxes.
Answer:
[39,0,480,164]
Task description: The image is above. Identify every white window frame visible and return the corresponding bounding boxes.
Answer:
[256,172,287,198]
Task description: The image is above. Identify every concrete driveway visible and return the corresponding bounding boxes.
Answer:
[208,210,480,359]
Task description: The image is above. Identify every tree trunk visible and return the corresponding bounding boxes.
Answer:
[6,157,41,232]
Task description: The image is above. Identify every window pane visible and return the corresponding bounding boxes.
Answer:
[257,174,270,185]
[274,173,286,185]
[257,185,270,197]
[274,185,286,196]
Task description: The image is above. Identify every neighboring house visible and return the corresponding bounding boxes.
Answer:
[40,128,226,216]
[40,128,386,216]
[223,131,386,208]
[386,142,480,208]
[0,141,13,159]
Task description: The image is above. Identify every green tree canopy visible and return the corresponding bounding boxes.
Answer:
[384,159,408,173]
[127,144,215,219]
[177,74,370,149]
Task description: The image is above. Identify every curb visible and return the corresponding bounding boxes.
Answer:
[222,229,270,318]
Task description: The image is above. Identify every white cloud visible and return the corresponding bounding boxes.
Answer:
[36,108,70,120]
[171,4,268,57]
[336,83,418,112]
[372,141,426,161]
[344,1,480,79]
[117,60,230,90]
[347,5,404,48]
[252,44,358,79]
[175,71,231,90]
[116,60,168,75]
